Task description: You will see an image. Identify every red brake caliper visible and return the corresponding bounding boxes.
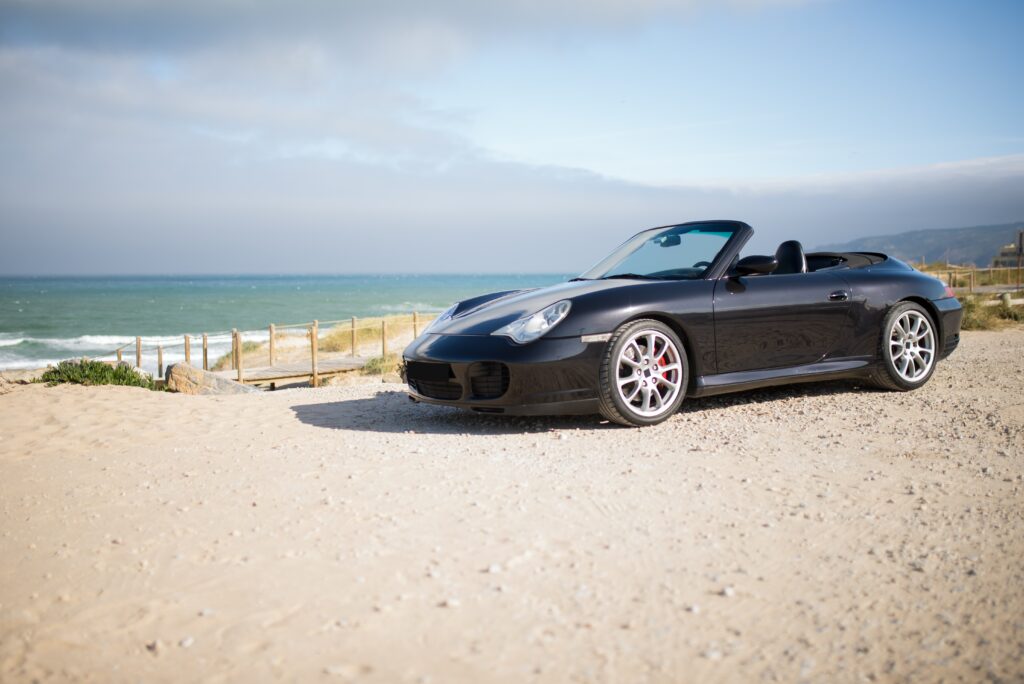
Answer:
[659,355,668,379]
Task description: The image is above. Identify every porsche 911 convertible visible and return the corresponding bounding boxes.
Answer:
[402,220,963,426]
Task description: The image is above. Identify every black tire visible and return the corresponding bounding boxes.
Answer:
[598,319,689,427]
[867,301,939,391]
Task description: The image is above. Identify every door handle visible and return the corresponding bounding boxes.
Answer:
[828,290,850,302]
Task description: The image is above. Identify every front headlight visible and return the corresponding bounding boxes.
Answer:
[422,303,458,335]
[492,300,572,344]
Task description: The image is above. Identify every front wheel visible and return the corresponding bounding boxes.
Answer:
[868,301,938,391]
[598,319,688,427]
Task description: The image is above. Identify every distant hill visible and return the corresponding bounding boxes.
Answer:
[816,221,1023,267]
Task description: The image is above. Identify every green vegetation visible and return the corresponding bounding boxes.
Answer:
[318,320,396,354]
[362,353,400,376]
[40,359,158,390]
[318,314,435,354]
[212,340,263,371]
[958,295,1024,330]
[996,301,1024,323]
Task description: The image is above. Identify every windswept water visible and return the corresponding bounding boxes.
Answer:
[0,274,566,374]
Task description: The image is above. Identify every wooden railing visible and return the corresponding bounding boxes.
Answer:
[920,265,1023,293]
[94,310,442,382]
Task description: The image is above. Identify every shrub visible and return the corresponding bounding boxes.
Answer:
[319,325,382,353]
[995,302,1024,322]
[958,295,1024,330]
[958,296,1000,331]
[212,340,263,371]
[41,359,158,390]
[363,353,400,376]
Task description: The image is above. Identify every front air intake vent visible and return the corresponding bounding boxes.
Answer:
[468,362,510,399]
[406,361,462,400]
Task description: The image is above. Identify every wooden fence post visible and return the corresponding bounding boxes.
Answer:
[202,333,209,370]
[117,348,123,363]
[184,335,191,365]
[350,317,357,357]
[231,328,238,370]
[269,324,276,366]
[310,322,320,388]
[236,330,245,383]
[969,270,975,293]
[135,337,142,368]
[382,319,388,357]
[157,346,164,378]
[413,311,419,338]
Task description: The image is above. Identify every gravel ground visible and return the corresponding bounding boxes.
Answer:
[1,328,1022,682]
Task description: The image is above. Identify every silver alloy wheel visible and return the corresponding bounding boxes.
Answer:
[615,329,684,418]
[888,310,935,382]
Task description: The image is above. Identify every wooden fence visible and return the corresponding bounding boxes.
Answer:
[921,265,1023,293]
[95,310,442,387]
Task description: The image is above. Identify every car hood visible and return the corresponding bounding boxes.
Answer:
[433,279,635,336]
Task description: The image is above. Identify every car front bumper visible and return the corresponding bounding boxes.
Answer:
[402,333,603,415]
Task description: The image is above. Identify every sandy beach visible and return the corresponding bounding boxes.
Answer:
[1,329,1022,683]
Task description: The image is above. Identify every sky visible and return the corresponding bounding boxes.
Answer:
[0,0,1022,274]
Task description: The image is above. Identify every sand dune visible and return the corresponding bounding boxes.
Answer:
[1,329,1022,682]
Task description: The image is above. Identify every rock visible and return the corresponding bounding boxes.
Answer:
[0,368,46,384]
[165,363,257,395]
[721,586,735,598]
[179,636,194,648]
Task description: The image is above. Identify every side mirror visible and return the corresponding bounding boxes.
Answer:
[734,255,778,276]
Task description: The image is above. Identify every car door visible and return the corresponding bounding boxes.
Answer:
[712,271,852,374]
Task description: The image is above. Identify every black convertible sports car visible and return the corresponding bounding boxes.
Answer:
[403,220,963,427]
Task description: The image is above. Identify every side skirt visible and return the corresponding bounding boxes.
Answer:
[690,358,875,398]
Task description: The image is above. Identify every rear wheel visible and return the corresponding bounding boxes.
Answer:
[598,319,688,427]
[868,302,938,391]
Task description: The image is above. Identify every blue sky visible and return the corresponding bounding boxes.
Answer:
[422,0,1024,183]
[0,0,1022,274]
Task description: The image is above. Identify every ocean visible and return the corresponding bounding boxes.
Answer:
[0,274,567,374]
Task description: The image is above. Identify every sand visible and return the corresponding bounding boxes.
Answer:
[1,329,1022,683]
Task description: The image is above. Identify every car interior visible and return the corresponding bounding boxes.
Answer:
[733,240,887,276]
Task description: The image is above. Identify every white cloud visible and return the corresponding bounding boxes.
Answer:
[0,0,1021,275]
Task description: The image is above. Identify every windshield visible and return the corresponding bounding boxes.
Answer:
[578,223,737,280]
